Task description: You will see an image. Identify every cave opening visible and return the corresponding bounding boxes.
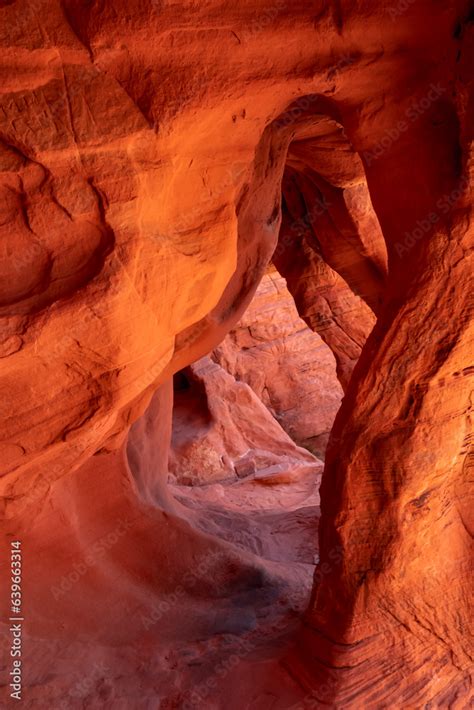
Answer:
[170,265,342,489]
[122,100,392,705]
[274,110,388,387]
[163,105,388,673]
[169,106,387,488]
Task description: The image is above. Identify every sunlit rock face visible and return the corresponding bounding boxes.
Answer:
[213,267,343,458]
[0,0,472,707]
[170,265,341,484]
[169,355,321,486]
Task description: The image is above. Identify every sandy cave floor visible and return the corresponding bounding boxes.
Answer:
[161,461,323,709]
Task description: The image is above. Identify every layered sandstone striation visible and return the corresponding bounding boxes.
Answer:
[0,1,472,708]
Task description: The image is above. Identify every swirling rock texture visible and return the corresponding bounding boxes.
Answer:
[0,0,473,708]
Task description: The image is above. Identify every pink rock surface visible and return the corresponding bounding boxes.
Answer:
[170,355,321,485]
[214,267,343,457]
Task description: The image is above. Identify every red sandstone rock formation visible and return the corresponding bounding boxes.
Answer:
[170,355,321,485]
[273,115,387,390]
[274,201,376,390]
[213,267,343,456]
[0,1,472,708]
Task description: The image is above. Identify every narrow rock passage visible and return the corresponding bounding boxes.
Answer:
[145,267,338,708]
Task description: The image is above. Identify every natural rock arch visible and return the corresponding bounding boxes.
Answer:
[0,1,472,707]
